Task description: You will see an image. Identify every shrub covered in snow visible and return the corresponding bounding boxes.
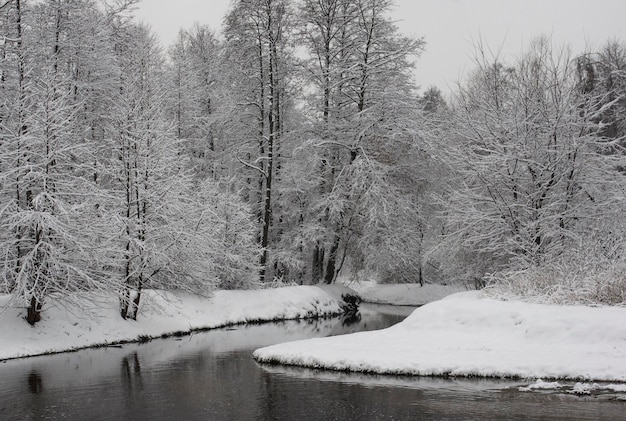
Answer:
[484,244,626,306]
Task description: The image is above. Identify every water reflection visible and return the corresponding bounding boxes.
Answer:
[0,304,623,420]
[256,365,626,420]
[341,311,362,326]
[27,370,43,394]
[121,352,143,394]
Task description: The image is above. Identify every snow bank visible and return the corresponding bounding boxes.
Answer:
[0,285,354,361]
[343,280,466,306]
[253,292,626,382]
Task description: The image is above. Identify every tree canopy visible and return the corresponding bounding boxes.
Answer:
[1,1,624,325]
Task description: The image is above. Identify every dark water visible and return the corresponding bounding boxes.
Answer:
[0,304,623,420]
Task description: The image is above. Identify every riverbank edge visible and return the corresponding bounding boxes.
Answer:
[253,292,626,383]
[0,312,352,364]
[253,359,621,383]
[346,283,468,306]
[0,285,358,362]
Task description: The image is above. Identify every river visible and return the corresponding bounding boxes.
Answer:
[0,304,623,420]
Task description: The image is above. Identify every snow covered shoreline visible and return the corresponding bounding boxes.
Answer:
[343,281,467,306]
[0,285,355,361]
[254,291,626,382]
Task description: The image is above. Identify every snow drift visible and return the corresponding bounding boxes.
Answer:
[253,292,626,381]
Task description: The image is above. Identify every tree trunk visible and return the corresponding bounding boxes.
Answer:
[26,296,42,325]
[324,237,340,284]
[120,287,130,319]
[312,244,324,283]
[130,285,141,321]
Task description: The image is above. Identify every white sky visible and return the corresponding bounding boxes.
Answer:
[134,0,626,93]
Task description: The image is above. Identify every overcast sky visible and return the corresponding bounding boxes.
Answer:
[134,0,626,93]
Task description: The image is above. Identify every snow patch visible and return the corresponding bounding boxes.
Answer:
[254,292,626,382]
[569,382,626,395]
[341,280,466,306]
[519,379,626,395]
[519,379,562,391]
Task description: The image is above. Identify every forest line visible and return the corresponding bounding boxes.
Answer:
[1,0,625,325]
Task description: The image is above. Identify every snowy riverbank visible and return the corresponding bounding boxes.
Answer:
[254,291,626,382]
[344,280,467,306]
[0,285,354,361]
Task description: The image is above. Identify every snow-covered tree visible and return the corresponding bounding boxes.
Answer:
[166,24,221,176]
[579,40,626,141]
[221,0,297,283]
[294,0,426,283]
[0,0,122,324]
[430,38,626,284]
[110,23,259,319]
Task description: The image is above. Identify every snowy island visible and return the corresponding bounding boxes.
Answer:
[254,290,626,383]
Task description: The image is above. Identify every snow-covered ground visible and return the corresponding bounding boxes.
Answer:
[341,279,466,306]
[254,291,626,382]
[0,285,353,361]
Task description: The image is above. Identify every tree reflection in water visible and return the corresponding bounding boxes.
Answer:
[27,370,43,394]
[121,352,143,393]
